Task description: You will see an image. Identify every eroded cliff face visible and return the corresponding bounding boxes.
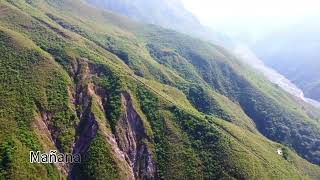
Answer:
[71,59,98,156]
[115,92,155,179]
[66,58,154,179]
[32,109,69,175]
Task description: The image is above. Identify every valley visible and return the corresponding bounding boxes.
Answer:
[233,44,320,108]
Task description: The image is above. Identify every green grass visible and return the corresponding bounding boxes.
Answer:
[70,133,120,180]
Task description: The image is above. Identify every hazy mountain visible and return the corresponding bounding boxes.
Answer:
[232,44,320,108]
[251,18,320,101]
[0,0,320,179]
[86,0,233,46]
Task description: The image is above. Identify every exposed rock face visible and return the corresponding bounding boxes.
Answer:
[67,59,99,179]
[71,105,98,156]
[32,110,68,175]
[71,59,97,154]
[66,59,154,179]
[115,92,155,180]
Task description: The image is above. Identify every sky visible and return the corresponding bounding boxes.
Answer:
[180,0,320,43]
[180,0,320,24]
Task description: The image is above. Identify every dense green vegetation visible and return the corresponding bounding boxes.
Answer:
[71,133,120,180]
[0,0,320,179]
[0,25,64,179]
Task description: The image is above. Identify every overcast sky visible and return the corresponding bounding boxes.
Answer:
[180,0,320,43]
[180,0,320,24]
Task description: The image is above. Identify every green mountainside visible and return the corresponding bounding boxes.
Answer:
[0,0,320,179]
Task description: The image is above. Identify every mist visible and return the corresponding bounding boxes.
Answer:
[181,0,320,105]
[181,0,320,45]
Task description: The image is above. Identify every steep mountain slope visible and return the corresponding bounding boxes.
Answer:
[251,18,320,101]
[0,0,320,179]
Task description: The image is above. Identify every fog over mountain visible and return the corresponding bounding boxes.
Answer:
[250,18,320,102]
[233,44,320,108]
[87,0,233,46]
[211,16,320,103]
[181,0,320,105]
[88,0,320,107]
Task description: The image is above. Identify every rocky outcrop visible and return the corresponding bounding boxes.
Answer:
[67,59,99,179]
[32,109,68,175]
[66,58,154,179]
[115,92,155,180]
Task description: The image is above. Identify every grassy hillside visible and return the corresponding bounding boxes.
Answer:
[0,0,320,179]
